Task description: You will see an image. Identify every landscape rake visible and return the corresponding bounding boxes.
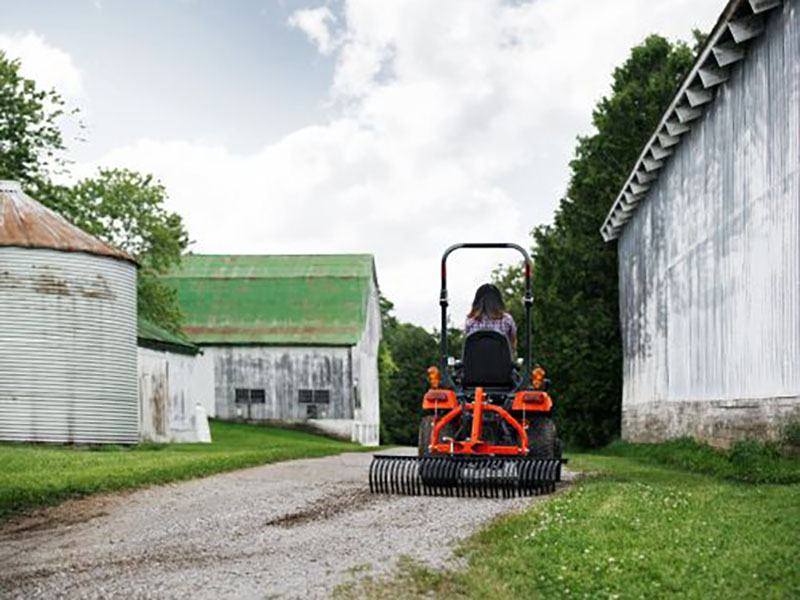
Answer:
[370,243,566,499]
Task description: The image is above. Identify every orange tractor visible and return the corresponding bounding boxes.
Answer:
[370,243,564,497]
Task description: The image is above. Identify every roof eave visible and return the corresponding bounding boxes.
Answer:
[600,0,783,243]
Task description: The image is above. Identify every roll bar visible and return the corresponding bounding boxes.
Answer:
[439,243,533,386]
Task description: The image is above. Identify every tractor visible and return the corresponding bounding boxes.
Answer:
[370,243,564,498]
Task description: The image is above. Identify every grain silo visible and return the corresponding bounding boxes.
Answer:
[0,180,139,443]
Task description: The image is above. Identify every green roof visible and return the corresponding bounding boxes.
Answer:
[162,254,376,346]
[137,317,199,355]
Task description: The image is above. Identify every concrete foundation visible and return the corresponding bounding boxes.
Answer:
[622,396,800,448]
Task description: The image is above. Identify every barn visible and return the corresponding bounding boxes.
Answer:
[601,0,799,445]
[163,254,381,445]
[137,318,213,443]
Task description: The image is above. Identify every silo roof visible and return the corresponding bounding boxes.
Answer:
[0,180,136,264]
[162,254,378,346]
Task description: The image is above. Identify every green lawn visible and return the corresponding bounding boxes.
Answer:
[340,442,800,599]
[0,420,363,522]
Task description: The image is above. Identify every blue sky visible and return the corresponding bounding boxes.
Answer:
[3,0,335,157]
[0,0,723,326]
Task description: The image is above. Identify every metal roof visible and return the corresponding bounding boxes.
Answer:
[0,180,136,264]
[137,317,199,355]
[162,254,377,346]
[600,0,786,242]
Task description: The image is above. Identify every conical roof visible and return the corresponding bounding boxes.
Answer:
[0,180,135,264]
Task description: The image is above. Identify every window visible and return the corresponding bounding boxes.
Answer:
[306,404,318,418]
[298,388,330,404]
[235,388,265,403]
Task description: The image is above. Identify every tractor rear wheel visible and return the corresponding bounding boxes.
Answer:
[528,415,559,459]
[418,415,434,456]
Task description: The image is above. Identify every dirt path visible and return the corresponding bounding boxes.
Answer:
[0,448,566,599]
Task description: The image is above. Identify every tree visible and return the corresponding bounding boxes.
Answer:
[0,52,189,332]
[0,51,75,194]
[494,35,695,447]
[59,169,190,331]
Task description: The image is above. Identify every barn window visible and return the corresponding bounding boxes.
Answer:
[306,404,318,418]
[298,388,330,404]
[235,388,265,403]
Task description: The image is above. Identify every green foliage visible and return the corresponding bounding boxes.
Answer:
[378,296,438,445]
[0,420,363,522]
[601,438,800,485]
[347,448,800,600]
[494,35,696,447]
[0,51,75,193]
[49,169,190,331]
[1,50,189,332]
[783,419,800,451]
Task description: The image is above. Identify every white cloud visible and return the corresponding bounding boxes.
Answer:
[0,31,84,97]
[81,0,723,327]
[288,6,339,55]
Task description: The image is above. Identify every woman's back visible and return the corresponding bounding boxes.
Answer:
[464,283,517,349]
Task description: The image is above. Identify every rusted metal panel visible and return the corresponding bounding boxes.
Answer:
[618,1,800,443]
[0,181,135,264]
[0,246,138,443]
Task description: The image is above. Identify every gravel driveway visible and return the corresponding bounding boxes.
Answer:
[0,447,565,599]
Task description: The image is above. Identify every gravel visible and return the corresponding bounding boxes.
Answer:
[0,447,568,599]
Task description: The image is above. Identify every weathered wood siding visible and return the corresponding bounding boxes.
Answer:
[138,347,214,443]
[619,2,800,445]
[207,345,354,421]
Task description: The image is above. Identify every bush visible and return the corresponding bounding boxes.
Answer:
[600,437,800,485]
[783,419,800,450]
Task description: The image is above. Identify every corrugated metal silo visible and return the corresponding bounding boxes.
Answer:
[0,180,139,443]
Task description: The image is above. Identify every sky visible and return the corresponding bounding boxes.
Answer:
[1,0,723,328]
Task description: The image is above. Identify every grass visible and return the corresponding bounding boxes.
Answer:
[0,420,363,522]
[338,441,800,600]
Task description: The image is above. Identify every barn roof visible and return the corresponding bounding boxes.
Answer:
[0,180,136,264]
[600,0,785,242]
[162,254,377,346]
[137,317,199,355]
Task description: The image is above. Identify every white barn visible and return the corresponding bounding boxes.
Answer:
[137,318,213,443]
[601,0,799,445]
[163,254,381,446]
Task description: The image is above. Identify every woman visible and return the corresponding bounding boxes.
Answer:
[464,283,517,350]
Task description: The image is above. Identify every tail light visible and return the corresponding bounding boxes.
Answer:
[532,366,546,390]
[427,366,441,389]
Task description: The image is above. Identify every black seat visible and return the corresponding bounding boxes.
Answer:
[461,330,515,388]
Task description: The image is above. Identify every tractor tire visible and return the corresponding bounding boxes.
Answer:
[418,415,435,456]
[528,415,558,459]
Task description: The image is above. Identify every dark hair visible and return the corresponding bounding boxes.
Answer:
[468,283,505,320]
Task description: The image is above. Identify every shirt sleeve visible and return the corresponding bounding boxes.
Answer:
[505,313,517,339]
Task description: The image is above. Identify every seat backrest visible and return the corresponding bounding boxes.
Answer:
[461,330,514,388]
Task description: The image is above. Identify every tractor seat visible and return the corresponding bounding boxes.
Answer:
[461,330,515,389]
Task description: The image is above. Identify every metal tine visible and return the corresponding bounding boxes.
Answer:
[389,457,402,494]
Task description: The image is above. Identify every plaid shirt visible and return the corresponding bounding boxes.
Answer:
[464,312,517,341]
